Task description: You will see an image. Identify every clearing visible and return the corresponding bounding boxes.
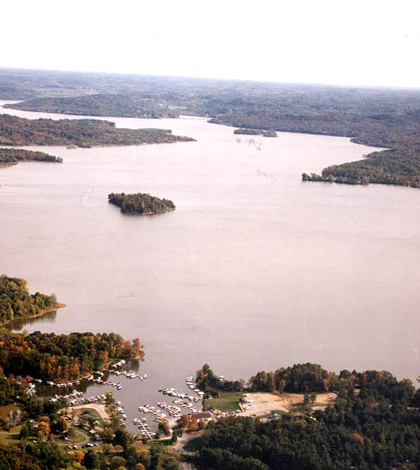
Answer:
[241,392,337,416]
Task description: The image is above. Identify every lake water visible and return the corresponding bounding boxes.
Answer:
[1,101,420,430]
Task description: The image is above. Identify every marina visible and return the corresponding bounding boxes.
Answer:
[27,366,206,437]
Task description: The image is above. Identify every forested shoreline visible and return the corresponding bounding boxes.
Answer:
[0,329,142,382]
[302,149,420,188]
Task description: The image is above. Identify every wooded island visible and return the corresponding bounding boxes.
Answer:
[108,192,176,215]
[234,128,277,137]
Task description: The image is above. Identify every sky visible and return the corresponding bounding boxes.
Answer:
[1,0,420,88]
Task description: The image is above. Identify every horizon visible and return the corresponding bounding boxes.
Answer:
[2,0,420,89]
[2,65,420,93]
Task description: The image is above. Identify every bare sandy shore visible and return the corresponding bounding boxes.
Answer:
[240,392,337,416]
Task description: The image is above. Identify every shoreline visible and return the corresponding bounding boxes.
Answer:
[0,303,66,328]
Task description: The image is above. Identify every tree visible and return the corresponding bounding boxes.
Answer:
[19,424,29,440]
[113,428,131,448]
[110,456,126,469]
[105,391,115,404]
[84,449,99,469]
[38,420,50,437]
[53,417,67,434]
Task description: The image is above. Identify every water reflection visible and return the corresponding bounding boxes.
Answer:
[5,310,58,331]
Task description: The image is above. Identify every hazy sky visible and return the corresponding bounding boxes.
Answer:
[2,0,420,88]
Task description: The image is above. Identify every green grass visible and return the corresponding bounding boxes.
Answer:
[206,391,243,413]
[80,408,102,420]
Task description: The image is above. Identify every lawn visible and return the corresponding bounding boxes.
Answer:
[80,408,102,421]
[205,391,243,413]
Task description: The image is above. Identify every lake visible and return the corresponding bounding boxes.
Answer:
[1,101,420,430]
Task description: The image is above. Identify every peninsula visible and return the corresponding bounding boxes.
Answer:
[0,148,63,166]
[302,149,420,188]
[108,192,176,215]
[0,274,64,325]
[0,114,195,148]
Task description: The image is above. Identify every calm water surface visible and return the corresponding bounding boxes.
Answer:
[1,101,420,429]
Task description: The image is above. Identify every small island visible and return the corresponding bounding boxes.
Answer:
[0,274,65,325]
[0,148,63,167]
[234,128,277,137]
[108,192,176,215]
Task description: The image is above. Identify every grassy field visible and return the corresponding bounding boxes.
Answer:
[205,391,243,413]
[79,408,102,421]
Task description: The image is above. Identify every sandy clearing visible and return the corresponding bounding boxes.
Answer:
[240,392,337,416]
[71,404,109,421]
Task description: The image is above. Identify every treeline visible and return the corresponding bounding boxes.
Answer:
[302,149,420,188]
[198,363,417,400]
[0,114,194,148]
[5,93,181,119]
[196,364,244,393]
[0,275,61,325]
[189,365,420,470]
[250,363,416,402]
[250,363,334,393]
[0,148,62,165]
[0,329,142,381]
[108,192,176,215]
